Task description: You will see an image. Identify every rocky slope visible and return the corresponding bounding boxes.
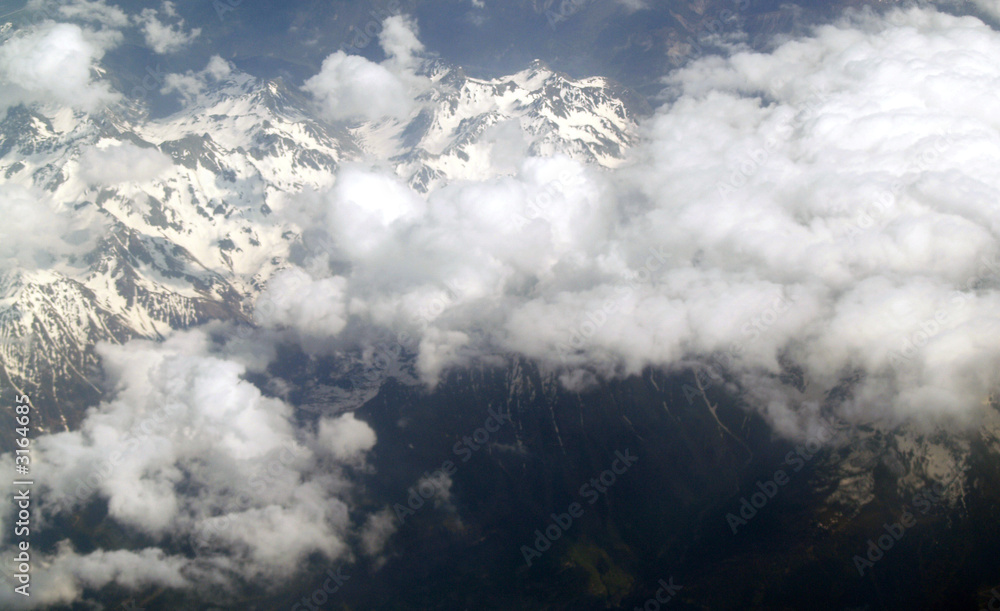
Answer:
[0,57,643,442]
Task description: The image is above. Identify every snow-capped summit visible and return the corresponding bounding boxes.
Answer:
[0,57,643,437]
[354,59,642,191]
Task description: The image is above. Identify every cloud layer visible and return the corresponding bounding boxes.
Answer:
[268,7,1000,438]
[77,142,174,184]
[0,329,377,607]
[5,5,1000,607]
[303,15,429,121]
[0,22,120,113]
[136,1,200,54]
[0,184,73,268]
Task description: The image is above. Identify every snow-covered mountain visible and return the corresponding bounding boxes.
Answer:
[0,58,643,439]
[360,59,642,191]
[3,11,1000,609]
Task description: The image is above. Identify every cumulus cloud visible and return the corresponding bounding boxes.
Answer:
[77,142,174,185]
[204,54,232,79]
[320,164,427,258]
[6,545,190,609]
[0,184,72,268]
[0,183,105,269]
[253,268,350,352]
[303,52,415,121]
[44,0,130,27]
[302,16,429,122]
[0,22,120,113]
[0,328,377,606]
[160,55,233,103]
[26,0,129,28]
[10,3,1000,608]
[135,1,201,54]
[264,6,1000,439]
[379,14,424,70]
[616,0,649,11]
[315,412,378,461]
[359,507,398,558]
[420,470,454,506]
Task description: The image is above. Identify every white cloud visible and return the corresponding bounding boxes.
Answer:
[417,328,471,386]
[53,0,129,27]
[269,6,1000,438]
[0,182,105,270]
[160,55,234,104]
[616,0,648,11]
[204,54,232,79]
[323,165,428,258]
[379,14,424,69]
[0,544,189,609]
[315,412,378,461]
[136,1,200,54]
[359,507,398,558]
[0,328,378,605]
[0,22,120,113]
[0,184,71,268]
[254,268,350,350]
[303,16,429,122]
[77,142,174,185]
[303,51,416,121]
[8,4,1000,607]
[415,469,454,510]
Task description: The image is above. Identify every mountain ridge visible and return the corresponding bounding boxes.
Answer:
[0,56,643,443]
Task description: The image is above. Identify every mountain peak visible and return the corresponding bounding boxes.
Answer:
[0,55,641,429]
